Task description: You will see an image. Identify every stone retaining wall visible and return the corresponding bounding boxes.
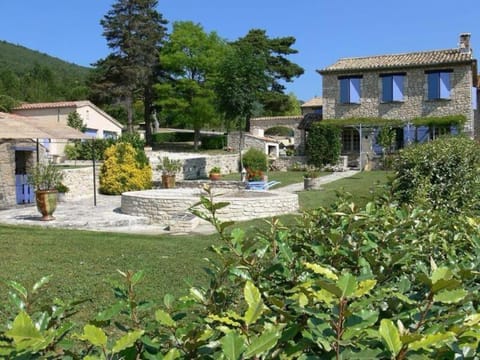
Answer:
[121,189,299,226]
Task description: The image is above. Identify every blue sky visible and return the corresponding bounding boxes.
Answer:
[0,0,478,101]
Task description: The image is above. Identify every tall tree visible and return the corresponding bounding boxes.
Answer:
[233,29,304,116]
[97,0,167,141]
[215,43,269,132]
[155,21,226,149]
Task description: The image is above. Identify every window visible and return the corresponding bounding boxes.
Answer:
[381,74,405,102]
[84,128,98,138]
[339,76,362,104]
[342,128,360,152]
[427,70,452,100]
[103,130,117,139]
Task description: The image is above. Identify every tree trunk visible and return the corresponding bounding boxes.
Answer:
[126,93,134,133]
[144,85,153,146]
[194,128,200,151]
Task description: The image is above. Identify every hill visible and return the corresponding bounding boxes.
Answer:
[0,40,91,79]
[0,40,92,108]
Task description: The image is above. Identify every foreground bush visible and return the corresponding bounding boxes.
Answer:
[392,135,480,213]
[99,142,151,195]
[1,188,479,358]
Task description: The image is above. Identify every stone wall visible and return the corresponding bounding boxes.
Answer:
[0,141,16,209]
[270,156,307,171]
[322,64,475,136]
[147,150,240,180]
[121,189,299,225]
[60,165,100,201]
[250,116,304,153]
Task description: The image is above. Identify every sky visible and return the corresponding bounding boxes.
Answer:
[0,0,478,101]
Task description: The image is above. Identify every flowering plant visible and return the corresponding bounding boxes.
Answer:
[247,168,264,181]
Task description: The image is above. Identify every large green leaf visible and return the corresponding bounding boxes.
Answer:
[316,279,342,298]
[32,275,51,293]
[220,331,245,360]
[337,273,357,298]
[379,319,402,357]
[112,330,144,353]
[434,288,468,304]
[5,280,28,299]
[163,348,181,360]
[244,329,281,358]
[79,324,107,347]
[5,311,44,349]
[244,281,264,326]
[304,262,338,280]
[95,302,124,321]
[353,279,377,297]
[155,309,176,327]
[409,332,456,351]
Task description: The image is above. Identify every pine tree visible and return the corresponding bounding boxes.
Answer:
[97,0,167,140]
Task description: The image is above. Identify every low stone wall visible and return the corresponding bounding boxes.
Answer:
[153,179,245,190]
[271,156,307,171]
[60,165,100,201]
[121,188,299,225]
[147,150,240,180]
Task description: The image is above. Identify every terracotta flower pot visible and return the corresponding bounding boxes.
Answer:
[162,174,176,188]
[209,173,221,181]
[35,189,58,221]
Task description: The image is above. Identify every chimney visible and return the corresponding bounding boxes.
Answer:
[459,33,471,54]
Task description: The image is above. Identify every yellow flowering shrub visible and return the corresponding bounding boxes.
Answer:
[99,142,152,195]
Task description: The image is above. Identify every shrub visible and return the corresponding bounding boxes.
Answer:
[99,142,152,195]
[392,135,480,213]
[3,188,480,358]
[242,147,267,173]
[152,132,195,144]
[200,135,226,150]
[306,123,341,167]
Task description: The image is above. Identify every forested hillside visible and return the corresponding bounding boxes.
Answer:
[0,40,91,110]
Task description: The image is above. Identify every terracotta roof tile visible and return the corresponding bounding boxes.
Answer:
[319,49,474,74]
[301,97,323,107]
[13,100,91,110]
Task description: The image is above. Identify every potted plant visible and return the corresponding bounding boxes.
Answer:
[157,156,182,189]
[28,162,64,220]
[56,182,70,202]
[209,166,221,181]
[303,170,319,191]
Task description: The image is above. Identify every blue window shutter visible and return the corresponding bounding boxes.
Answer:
[393,75,404,101]
[472,87,478,110]
[350,78,361,103]
[340,78,349,103]
[440,72,450,99]
[428,73,439,99]
[382,76,393,102]
[417,126,429,143]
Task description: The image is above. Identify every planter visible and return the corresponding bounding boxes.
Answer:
[209,173,221,181]
[35,189,58,221]
[304,177,315,190]
[162,174,176,189]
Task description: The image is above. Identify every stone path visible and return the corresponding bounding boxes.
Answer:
[0,170,359,235]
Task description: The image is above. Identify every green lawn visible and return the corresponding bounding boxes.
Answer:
[0,170,392,323]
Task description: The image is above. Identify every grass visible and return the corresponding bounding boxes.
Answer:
[299,170,393,210]
[0,227,220,323]
[0,170,392,323]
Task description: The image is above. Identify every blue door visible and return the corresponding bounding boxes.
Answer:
[15,174,34,204]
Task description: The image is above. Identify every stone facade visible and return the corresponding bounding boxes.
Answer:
[0,140,43,209]
[322,64,476,136]
[0,141,16,209]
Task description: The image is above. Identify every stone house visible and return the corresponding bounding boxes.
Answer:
[0,112,88,209]
[12,100,124,161]
[318,33,478,168]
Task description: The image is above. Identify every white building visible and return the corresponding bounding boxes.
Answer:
[13,100,124,160]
